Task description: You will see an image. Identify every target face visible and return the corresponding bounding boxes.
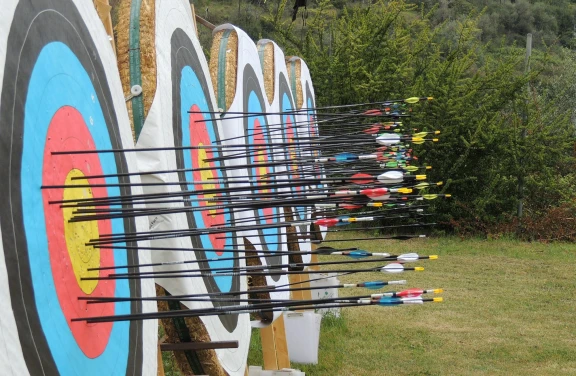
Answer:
[0,1,146,375]
[303,81,325,239]
[242,64,282,277]
[305,82,323,191]
[278,72,308,225]
[170,28,240,332]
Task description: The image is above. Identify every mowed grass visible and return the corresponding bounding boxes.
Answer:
[248,233,576,375]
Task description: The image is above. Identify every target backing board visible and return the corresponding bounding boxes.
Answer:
[0,0,157,375]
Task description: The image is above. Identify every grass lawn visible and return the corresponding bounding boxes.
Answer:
[248,233,576,375]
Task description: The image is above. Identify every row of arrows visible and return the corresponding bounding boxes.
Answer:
[47,95,447,324]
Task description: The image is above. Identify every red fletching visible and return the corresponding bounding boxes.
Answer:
[364,109,383,116]
[361,187,389,197]
[342,204,363,210]
[363,124,381,134]
[316,218,340,227]
[350,173,373,185]
[396,288,424,297]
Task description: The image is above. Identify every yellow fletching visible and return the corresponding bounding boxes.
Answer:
[412,137,425,144]
[422,194,438,200]
[404,97,420,104]
[413,132,427,138]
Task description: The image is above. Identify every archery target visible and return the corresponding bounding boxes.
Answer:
[0,1,157,375]
[242,64,284,273]
[211,25,290,319]
[258,40,311,254]
[170,28,242,302]
[288,56,327,243]
[117,1,249,375]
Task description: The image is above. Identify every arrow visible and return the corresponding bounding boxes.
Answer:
[80,280,410,303]
[81,262,425,281]
[73,297,443,324]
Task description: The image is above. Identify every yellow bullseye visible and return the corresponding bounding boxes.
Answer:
[198,146,217,215]
[62,169,100,294]
[255,146,270,194]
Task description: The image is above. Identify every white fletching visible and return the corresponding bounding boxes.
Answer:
[376,133,401,146]
[397,253,420,262]
[377,171,404,184]
[369,194,390,201]
[401,297,424,304]
[381,263,405,273]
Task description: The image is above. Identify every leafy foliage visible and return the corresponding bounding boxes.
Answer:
[192,0,576,238]
[261,0,576,237]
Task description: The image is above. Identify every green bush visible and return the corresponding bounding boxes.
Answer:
[264,0,576,238]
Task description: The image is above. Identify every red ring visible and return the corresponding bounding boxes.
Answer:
[41,106,114,358]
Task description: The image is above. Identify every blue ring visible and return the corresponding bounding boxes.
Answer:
[180,66,234,292]
[246,91,280,250]
[20,42,130,375]
[281,92,307,220]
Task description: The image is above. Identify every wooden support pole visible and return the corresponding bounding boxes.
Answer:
[260,315,291,370]
[299,274,313,301]
[288,273,305,300]
[308,242,320,271]
[274,315,291,369]
[195,14,215,31]
[157,344,165,376]
[260,321,278,370]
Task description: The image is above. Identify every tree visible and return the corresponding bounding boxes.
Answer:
[265,0,576,235]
